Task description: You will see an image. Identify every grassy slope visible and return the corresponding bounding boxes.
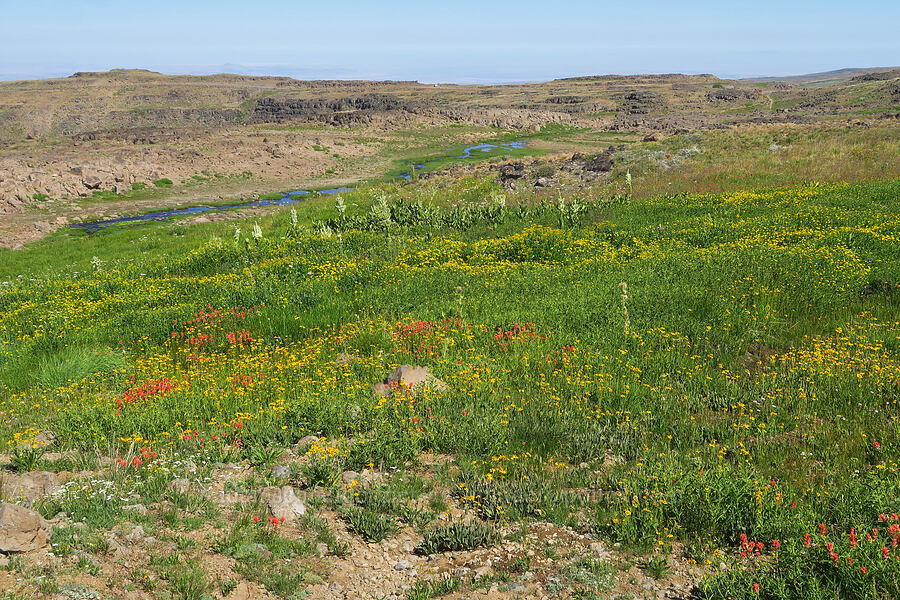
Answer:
[1,176,899,598]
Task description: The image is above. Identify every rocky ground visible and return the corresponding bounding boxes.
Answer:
[0,448,705,600]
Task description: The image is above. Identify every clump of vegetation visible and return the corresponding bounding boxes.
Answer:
[535,164,555,178]
[406,576,461,600]
[415,522,500,555]
[341,506,399,543]
[152,177,174,188]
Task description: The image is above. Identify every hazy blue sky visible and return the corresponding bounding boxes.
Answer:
[1,0,898,82]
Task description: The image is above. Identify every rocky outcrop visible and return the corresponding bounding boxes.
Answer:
[706,88,758,103]
[617,90,666,115]
[250,94,416,124]
[584,152,614,172]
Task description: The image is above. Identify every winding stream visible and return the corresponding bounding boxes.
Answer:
[70,188,352,232]
[72,139,527,231]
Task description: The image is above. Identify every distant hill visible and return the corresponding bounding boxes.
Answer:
[743,67,900,88]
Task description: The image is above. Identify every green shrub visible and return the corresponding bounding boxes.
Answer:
[535,164,555,178]
[153,178,174,188]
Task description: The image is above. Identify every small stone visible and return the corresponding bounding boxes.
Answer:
[167,478,191,493]
[316,542,329,555]
[340,471,360,484]
[509,583,526,593]
[267,486,306,521]
[298,435,319,447]
[590,542,610,559]
[124,525,145,543]
[122,504,148,515]
[394,560,412,570]
[719,561,728,570]
[271,465,291,478]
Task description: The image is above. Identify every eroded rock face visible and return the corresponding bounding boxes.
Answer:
[0,503,51,552]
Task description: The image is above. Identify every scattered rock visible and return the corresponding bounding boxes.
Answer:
[35,430,57,446]
[590,541,611,559]
[340,471,360,484]
[124,525,145,543]
[271,464,291,478]
[372,365,448,397]
[266,486,306,521]
[643,132,662,142]
[297,435,320,447]
[122,504,148,515]
[534,177,552,187]
[1,470,60,501]
[0,503,51,552]
[584,152,613,172]
[114,183,130,195]
[82,174,102,189]
[499,162,525,180]
[167,478,192,493]
[394,560,412,570]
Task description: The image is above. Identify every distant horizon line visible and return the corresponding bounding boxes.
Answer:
[1,64,898,85]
